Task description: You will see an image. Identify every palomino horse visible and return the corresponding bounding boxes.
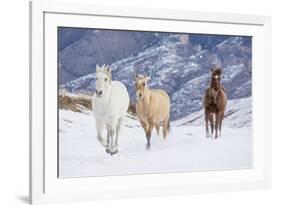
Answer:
[135,74,170,150]
[92,64,129,155]
[203,68,227,139]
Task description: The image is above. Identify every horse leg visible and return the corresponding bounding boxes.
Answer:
[109,120,118,155]
[219,112,224,138]
[105,125,111,154]
[140,121,149,133]
[96,121,107,147]
[146,122,154,150]
[155,124,160,136]
[214,112,220,139]
[205,111,210,138]
[209,114,214,138]
[140,120,149,148]
[115,117,123,149]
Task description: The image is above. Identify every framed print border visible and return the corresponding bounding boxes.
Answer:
[30,1,272,204]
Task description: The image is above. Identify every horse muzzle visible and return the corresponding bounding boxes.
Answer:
[136,93,142,101]
[96,90,103,97]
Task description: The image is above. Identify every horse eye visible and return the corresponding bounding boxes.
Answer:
[105,78,107,82]
[143,83,146,86]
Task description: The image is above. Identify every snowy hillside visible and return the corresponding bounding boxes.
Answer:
[58,29,164,83]
[60,34,252,120]
[59,97,252,177]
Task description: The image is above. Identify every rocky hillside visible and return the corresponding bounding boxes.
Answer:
[59,30,252,120]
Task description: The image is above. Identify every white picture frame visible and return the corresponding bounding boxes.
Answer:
[29,1,272,204]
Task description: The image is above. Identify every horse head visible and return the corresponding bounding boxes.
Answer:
[210,68,222,90]
[135,73,150,100]
[95,64,112,98]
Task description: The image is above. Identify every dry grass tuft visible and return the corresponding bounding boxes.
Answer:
[59,89,137,116]
[58,92,92,113]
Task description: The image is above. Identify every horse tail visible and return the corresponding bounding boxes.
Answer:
[167,120,170,133]
[165,120,172,140]
[163,116,171,140]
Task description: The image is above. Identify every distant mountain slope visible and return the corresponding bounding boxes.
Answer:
[60,34,251,120]
[59,29,165,84]
[58,28,88,51]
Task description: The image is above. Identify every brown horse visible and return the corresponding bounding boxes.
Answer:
[135,74,170,150]
[203,68,227,139]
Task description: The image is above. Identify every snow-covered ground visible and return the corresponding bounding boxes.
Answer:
[59,98,252,177]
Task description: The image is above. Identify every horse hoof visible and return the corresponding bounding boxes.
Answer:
[110,150,118,156]
[105,148,110,154]
[146,144,151,150]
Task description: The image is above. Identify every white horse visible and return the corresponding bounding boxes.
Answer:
[92,64,129,155]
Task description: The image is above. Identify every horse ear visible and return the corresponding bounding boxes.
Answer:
[143,74,150,80]
[135,73,143,79]
[210,68,214,73]
[101,64,106,70]
[96,64,100,72]
[146,76,151,82]
[106,65,112,73]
